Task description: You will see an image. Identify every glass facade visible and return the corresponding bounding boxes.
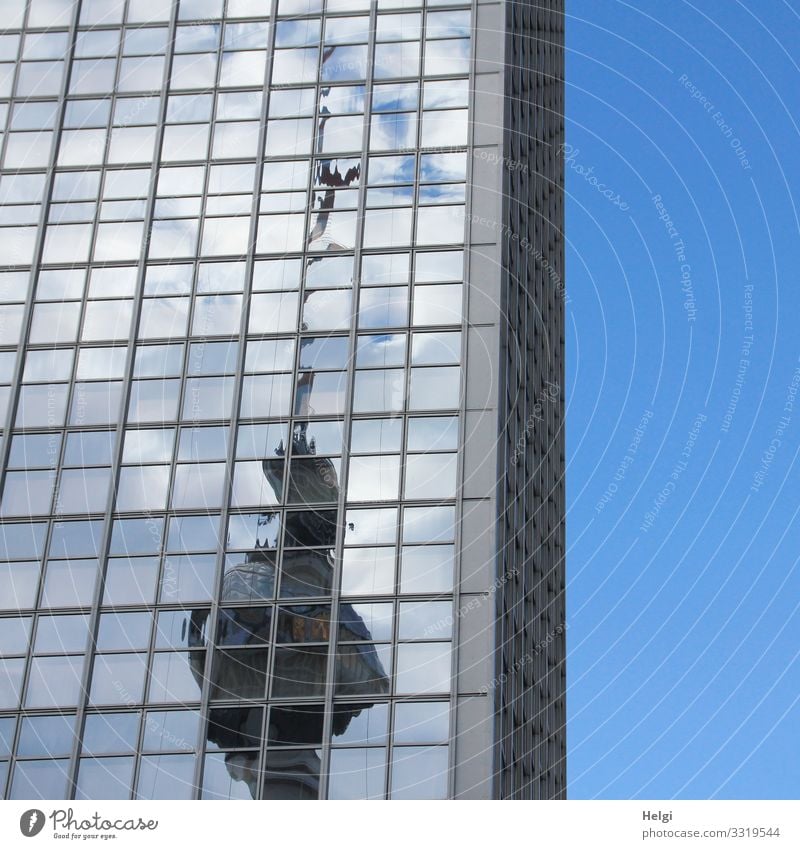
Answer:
[0,0,473,800]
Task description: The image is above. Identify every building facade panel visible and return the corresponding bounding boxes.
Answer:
[0,0,563,801]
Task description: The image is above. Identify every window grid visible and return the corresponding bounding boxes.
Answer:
[0,0,473,802]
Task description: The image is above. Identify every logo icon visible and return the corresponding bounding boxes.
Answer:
[20,810,46,838]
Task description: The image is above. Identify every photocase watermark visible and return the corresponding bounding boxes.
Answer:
[640,411,707,532]
[479,623,567,693]
[509,381,561,466]
[559,143,630,210]
[22,808,159,836]
[751,362,800,493]
[652,193,697,322]
[721,283,754,433]
[678,73,752,170]
[595,409,654,514]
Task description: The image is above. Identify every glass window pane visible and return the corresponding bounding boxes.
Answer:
[390,746,448,799]
[90,653,147,706]
[136,753,196,800]
[0,564,40,612]
[0,658,25,709]
[18,714,77,757]
[103,557,159,606]
[76,756,135,800]
[9,758,70,800]
[69,381,124,426]
[97,611,152,651]
[149,652,205,703]
[352,369,404,413]
[347,455,400,502]
[341,548,395,596]
[210,648,268,700]
[160,554,218,603]
[34,613,90,653]
[408,367,460,410]
[328,747,386,799]
[202,750,259,799]
[57,467,113,514]
[26,656,85,708]
[331,702,388,745]
[172,463,227,510]
[116,466,170,512]
[82,712,139,756]
[395,643,450,694]
[404,453,457,499]
[41,559,99,608]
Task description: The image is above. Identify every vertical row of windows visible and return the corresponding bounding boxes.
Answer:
[0,0,472,800]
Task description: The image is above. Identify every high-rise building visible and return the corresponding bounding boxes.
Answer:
[0,0,564,800]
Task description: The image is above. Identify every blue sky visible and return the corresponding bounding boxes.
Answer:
[566,0,800,798]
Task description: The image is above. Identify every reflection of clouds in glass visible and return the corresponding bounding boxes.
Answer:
[264,117,314,156]
[372,82,418,112]
[415,205,465,245]
[370,111,417,151]
[424,38,471,76]
[362,207,412,249]
[269,87,316,117]
[356,333,406,367]
[256,213,305,254]
[400,545,454,594]
[319,84,366,115]
[305,253,355,287]
[345,507,398,546]
[403,505,455,543]
[274,18,321,48]
[325,16,371,44]
[149,219,198,260]
[410,331,460,364]
[294,370,348,417]
[271,48,318,86]
[352,368,405,413]
[306,209,357,252]
[404,453,458,500]
[367,153,415,184]
[317,114,363,153]
[421,109,468,147]
[423,78,469,109]
[341,547,395,595]
[373,42,420,80]
[390,745,448,799]
[358,287,408,329]
[361,252,410,285]
[301,289,352,330]
[421,151,467,182]
[347,455,401,501]
[321,44,369,82]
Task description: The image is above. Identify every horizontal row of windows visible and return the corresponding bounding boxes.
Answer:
[0,290,462,351]
[0,251,464,302]
[1,451,459,516]
[2,741,449,800]
[5,421,457,473]
[3,0,469,31]
[2,206,465,265]
[1,639,452,708]
[0,46,470,106]
[1,503,457,561]
[1,541,455,612]
[1,10,472,61]
[1,113,468,172]
[1,598,454,657]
